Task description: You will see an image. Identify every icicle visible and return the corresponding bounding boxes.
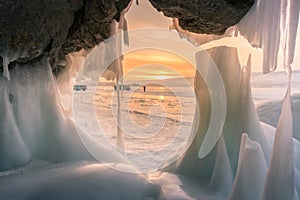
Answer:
[76,1,134,150]
[280,0,300,69]
[263,67,295,200]
[114,0,136,149]
[1,47,32,81]
[119,13,129,46]
[2,56,10,81]
[119,0,134,46]
[115,30,124,150]
[229,133,268,200]
[236,0,300,73]
[236,0,281,73]
[116,79,124,150]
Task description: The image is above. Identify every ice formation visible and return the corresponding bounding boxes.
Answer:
[263,71,296,200]
[163,44,300,199]
[229,133,267,200]
[257,93,300,140]
[75,0,133,149]
[1,48,29,81]
[0,58,132,171]
[0,0,299,199]
[280,0,300,69]
[236,0,300,72]
[2,56,10,81]
[209,134,233,196]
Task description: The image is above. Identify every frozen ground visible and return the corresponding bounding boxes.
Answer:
[251,70,300,103]
[73,70,300,172]
[73,79,196,172]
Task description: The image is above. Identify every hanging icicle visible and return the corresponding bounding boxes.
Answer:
[236,0,300,73]
[236,0,281,73]
[2,56,10,81]
[280,0,300,69]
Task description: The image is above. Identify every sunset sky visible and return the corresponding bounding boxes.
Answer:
[123,49,195,80]
[123,0,300,79]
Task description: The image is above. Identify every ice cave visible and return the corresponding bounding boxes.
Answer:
[0,0,300,199]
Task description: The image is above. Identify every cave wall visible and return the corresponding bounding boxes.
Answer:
[149,0,254,34]
[0,0,253,74]
[0,0,131,74]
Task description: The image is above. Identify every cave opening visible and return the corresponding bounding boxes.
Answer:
[0,0,300,199]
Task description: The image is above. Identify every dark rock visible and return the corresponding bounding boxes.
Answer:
[149,0,254,35]
[0,0,131,73]
[0,0,252,74]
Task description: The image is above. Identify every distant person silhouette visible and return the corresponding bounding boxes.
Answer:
[143,86,146,92]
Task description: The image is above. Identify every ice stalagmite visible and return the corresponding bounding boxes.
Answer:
[209,133,233,196]
[237,55,271,164]
[229,134,267,200]
[263,69,296,200]
[166,47,269,183]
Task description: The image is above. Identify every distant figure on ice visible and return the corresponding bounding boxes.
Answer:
[143,85,146,92]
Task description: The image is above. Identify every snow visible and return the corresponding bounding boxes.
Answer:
[73,81,196,172]
[0,161,162,200]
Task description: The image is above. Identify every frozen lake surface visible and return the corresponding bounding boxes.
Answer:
[74,70,300,171]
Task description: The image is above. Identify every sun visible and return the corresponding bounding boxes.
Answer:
[154,75,170,80]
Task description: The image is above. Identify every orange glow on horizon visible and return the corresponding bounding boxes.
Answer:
[123,49,195,80]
